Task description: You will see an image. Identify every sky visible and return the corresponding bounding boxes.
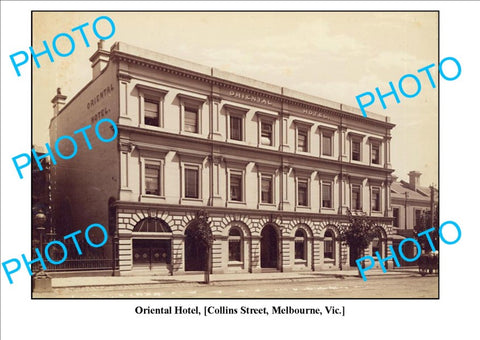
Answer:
[32,11,438,186]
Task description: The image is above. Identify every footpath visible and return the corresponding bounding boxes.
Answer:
[44,268,420,290]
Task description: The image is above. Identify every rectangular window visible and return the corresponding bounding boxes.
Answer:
[230,174,242,201]
[229,240,241,261]
[372,143,380,164]
[322,182,332,208]
[185,168,199,198]
[372,187,380,211]
[145,165,160,195]
[415,210,422,227]
[298,128,308,152]
[295,241,305,260]
[261,121,273,146]
[352,140,361,161]
[324,240,333,259]
[352,185,361,210]
[393,208,399,227]
[230,116,242,141]
[322,133,333,156]
[261,176,273,204]
[184,106,198,133]
[298,180,308,206]
[144,99,159,127]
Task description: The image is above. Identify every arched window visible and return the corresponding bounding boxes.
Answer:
[294,229,307,260]
[133,217,171,233]
[228,227,243,262]
[324,230,335,260]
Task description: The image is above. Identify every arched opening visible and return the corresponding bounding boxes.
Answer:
[324,229,335,263]
[260,224,279,269]
[294,229,307,261]
[228,227,243,263]
[132,218,172,271]
[184,222,207,271]
[371,228,386,258]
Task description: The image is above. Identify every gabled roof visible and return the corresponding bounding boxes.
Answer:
[391,180,437,202]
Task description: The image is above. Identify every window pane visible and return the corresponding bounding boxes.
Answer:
[352,186,361,210]
[185,168,199,198]
[230,116,242,141]
[145,165,160,195]
[372,144,380,164]
[261,176,272,203]
[322,134,332,156]
[372,188,380,211]
[324,230,334,259]
[229,228,241,237]
[230,174,242,201]
[184,107,198,133]
[322,183,332,208]
[393,208,399,227]
[261,122,273,146]
[229,240,241,261]
[298,129,308,152]
[352,140,361,161]
[295,240,305,260]
[298,181,308,206]
[144,99,159,126]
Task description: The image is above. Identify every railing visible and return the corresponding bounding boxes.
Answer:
[31,237,119,272]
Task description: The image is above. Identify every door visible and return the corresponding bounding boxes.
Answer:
[133,239,171,269]
[184,226,207,271]
[261,224,278,268]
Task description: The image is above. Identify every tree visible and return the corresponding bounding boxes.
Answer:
[414,202,439,253]
[338,209,378,275]
[189,210,215,284]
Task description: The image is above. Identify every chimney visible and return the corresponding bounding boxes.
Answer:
[89,40,110,79]
[391,174,398,182]
[51,87,67,116]
[408,171,422,191]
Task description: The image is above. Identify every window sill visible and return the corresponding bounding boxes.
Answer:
[140,123,163,130]
[294,259,307,265]
[228,200,247,205]
[295,150,311,155]
[258,144,277,150]
[141,194,165,199]
[228,138,247,145]
[228,261,244,267]
[259,202,276,208]
[181,197,203,203]
[324,258,335,264]
[321,207,335,211]
[180,131,203,137]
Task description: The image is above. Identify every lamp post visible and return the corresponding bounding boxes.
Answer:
[32,210,52,292]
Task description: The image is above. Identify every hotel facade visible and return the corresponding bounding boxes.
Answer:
[49,41,396,276]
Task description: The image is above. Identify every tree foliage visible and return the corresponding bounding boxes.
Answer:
[339,209,378,258]
[414,202,439,252]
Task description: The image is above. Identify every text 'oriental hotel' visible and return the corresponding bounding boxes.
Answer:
[49,41,396,276]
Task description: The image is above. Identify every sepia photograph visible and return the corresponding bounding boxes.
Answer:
[28,11,440,299]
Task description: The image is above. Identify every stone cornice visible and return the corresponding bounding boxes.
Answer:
[110,50,395,130]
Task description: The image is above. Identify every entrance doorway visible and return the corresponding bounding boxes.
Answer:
[184,224,207,271]
[261,224,278,268]
[132,239,171,269]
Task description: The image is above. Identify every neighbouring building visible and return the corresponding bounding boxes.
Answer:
[49,41,397,276]
[391,171,438,265]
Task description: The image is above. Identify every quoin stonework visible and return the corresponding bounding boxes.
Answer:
[49,41,397,276]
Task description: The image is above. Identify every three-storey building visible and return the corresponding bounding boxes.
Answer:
[49,41,396,275]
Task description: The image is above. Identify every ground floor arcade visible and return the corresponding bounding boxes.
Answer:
[113,203,395,276]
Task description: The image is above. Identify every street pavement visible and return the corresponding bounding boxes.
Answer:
[33,268,438,298]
